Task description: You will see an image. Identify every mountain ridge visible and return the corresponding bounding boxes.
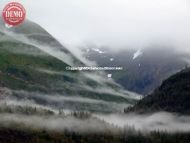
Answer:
[127,67,190,114]
[83,45,188,95]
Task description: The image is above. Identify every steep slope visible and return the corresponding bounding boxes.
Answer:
[128,67,190,114]
[0,20,139,113]
[83,46,187,95]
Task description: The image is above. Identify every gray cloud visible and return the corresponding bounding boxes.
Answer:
[0,0,189,51]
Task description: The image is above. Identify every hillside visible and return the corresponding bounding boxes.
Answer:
[127,67,190,114]
[0,19,139,113]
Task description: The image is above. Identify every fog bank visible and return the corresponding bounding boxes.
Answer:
[96,112,190,132]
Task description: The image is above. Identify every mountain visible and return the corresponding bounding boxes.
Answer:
[127,67,190,114]
[0,19,139,113]
[83,45,188,95]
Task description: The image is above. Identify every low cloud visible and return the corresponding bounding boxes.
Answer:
[0,113,117,133]
[0,111,190,133]
[96,112,190,132]
[1,88,190,133]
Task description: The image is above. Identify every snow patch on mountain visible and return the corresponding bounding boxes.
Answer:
[107,74,112,78]
[92,48,104,54]
[110,58,114,61]
[133,49,143,60]
[5,24,13,29]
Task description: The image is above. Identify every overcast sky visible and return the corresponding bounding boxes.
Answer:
[0,0,190,50]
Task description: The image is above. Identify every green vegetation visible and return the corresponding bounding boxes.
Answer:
[0,126,189,143]
[0,103,55,115]
[0,24,137,112]
[0,41,70,91]
[0,39,135,101]
[126,68,190,114]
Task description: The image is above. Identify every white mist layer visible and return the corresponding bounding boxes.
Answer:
[0,110,190,133]
[96,112,190,132]
[1,88,190,133]
[0,113,117,133]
